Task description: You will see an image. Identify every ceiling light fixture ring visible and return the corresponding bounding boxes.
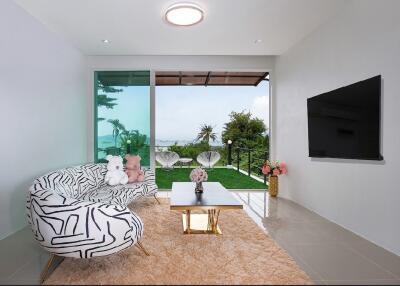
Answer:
[165,2,204,26]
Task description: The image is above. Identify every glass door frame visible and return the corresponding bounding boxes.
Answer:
[93,70,154,168]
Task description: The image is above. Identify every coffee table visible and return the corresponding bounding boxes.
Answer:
[170,182,243,235]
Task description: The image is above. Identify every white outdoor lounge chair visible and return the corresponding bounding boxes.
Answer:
[197,151,221,168]
[156,151,180,169]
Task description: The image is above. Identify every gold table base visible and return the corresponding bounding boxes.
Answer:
[182,209,221,235]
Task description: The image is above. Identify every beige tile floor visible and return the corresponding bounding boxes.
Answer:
[1,191,399,285]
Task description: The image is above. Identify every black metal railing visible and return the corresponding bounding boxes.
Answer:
[229,145,269,184]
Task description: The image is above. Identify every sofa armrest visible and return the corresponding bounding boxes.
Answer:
[27,189,143,258]
[143,168,156,184]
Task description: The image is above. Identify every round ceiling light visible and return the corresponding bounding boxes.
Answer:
[165,3,204,26]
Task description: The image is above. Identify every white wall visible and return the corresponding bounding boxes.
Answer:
[274,0,400,255]
[86,55,275,163]
[0,0,87,239]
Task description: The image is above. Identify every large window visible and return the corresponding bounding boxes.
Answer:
[94,71,150,166]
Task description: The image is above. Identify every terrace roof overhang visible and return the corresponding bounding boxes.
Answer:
[156,71,269,87]
[97,71,269,87]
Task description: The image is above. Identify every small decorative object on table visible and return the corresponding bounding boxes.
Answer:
[190,167,208,193]
[262,160,287,197]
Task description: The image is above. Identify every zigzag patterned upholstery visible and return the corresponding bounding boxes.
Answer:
[26,163,158,258]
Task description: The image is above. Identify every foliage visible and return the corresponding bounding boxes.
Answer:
[97,94,118,109]
[221,111,269,178]
[100,129,150,166]
[96,82,122,109]
[222,111,266,149]
[168,141,211,161]
[196,124,217,143]
[107,119,126,146]
[120,130,148,153]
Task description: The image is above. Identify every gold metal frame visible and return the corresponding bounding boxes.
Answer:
[135,241,150,256]
[154,194,161,204]
[182,209,222,235]
[40,254,64,284]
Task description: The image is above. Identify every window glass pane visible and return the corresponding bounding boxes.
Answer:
[95,71,150,167]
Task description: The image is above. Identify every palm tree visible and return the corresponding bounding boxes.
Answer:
[96,81,122,109]
[196,124,217,143]
[97,94,118,109]
[120,130,148,154]
[107,119,126,147]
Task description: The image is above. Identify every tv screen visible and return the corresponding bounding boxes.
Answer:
[307,75,382,160]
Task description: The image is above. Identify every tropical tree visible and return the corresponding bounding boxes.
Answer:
[97,94,118,109]
[97,81,122,109]
[221,111,266,149]
[169,141,210,160]
[120,130,148,153]
[107,119,126,146]
[120,130,150,166]
[196,124,217,143]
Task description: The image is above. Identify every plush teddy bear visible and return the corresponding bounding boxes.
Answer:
[105,155,128,186]
[125,154,145,183]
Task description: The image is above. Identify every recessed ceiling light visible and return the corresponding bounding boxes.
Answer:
[102,39,110,44]
[165,3,204,26]
[254,39,262,44]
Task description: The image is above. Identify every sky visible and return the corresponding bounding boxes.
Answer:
[96,81,269,144]
[156,81,269,142]
[97,86,150,137]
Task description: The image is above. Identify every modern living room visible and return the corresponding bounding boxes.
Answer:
[1,0,400,285]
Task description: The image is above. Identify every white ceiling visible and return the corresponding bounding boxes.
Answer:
[14,0,347,56]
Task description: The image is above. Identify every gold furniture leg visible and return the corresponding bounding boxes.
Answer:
[154,194,161,204]
[40,254,61,284]
[185,210,191,234]
[214,210,221,234]
[135,241,150,256]
[182,209,221,235]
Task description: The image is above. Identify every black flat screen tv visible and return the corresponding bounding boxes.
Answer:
[307,75,383,160]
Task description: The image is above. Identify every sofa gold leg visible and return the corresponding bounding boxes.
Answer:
[154,194,161,205]
[136,241,150,256]
[40,254,63,284]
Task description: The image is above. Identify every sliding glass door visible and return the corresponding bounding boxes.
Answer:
[94,71,151,167]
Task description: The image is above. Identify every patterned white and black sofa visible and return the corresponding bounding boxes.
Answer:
[26,163,158,259]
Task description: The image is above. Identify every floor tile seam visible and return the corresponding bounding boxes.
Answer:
[277,241,325,282]
[343,243,400,280]
[6,257,35,280]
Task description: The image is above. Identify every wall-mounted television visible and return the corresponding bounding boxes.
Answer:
[307,75,383,160]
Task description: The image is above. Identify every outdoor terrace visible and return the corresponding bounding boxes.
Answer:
[155,145,269,190]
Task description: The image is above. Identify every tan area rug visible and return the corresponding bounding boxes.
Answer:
[45,198,312,285]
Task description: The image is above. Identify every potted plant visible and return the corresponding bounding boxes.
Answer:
[262,160,287,197]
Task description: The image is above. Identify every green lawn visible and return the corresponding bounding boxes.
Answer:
[156,168,267,189]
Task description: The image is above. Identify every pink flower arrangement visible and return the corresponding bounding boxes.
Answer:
[190,168,208,183]
[261,160,288,176]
